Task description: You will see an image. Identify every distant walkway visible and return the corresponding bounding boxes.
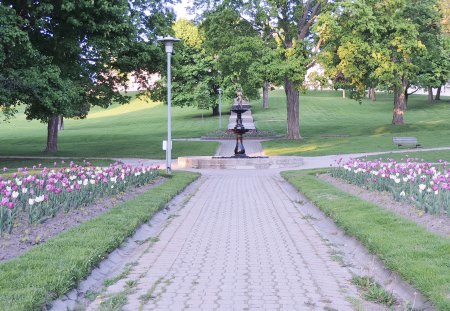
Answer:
[2,145,449,170]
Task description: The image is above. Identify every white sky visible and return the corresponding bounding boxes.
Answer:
[173,0,194,20]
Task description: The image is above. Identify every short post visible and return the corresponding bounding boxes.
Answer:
[158,36,180,174]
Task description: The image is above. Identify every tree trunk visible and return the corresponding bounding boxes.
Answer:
[263,81,269,109]
[45,115,60,153]
[58,115,64,130]
[435,86,441,100]
[369,87,376,101]
[392,78,408,125]
[285,76,301,139]
[427,87,433,103]
[342,89,346,98]
[212,105,219,116]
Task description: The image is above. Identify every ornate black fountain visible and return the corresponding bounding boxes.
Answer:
[231,104,249,157]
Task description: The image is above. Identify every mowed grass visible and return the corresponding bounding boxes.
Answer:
[0,93,220,159]
[282,170,450,310]
[255,90,450,156]
[0,171,200,311]
[2,90,449,159]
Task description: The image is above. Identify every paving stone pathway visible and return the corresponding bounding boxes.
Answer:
[81,170,365,311]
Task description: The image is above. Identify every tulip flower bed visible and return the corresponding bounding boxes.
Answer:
[0,171,199,311]
[0,161,160,234]
[331,158,450,216]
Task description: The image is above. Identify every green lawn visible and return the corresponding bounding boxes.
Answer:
[255,90,450,156]
[2,90,449,159]
[0,93,220,159]
[283,169,450,310]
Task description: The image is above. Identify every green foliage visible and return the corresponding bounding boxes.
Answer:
[282,170,450,310]
[0,5,42,120]
[0,0,175,151]
[406,0,450,89]
[194,0,328,138]
[173,18,204,49]
[201,6,281,100]
[200,2,313,95]
[219,37,277,99]
[0,171,200,311]
[318,0,449,99]
[152,19,221,113]
[318,0,425,98]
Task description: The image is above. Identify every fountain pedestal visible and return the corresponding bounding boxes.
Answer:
[231,106,249,157]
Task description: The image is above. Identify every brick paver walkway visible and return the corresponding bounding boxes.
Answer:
[86,170,361,310]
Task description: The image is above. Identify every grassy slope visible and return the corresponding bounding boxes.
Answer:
[2,90,448,159]
[0,94,220,159]
[0,171,199,311]
[256,90,450,158]
[282,170,450,310]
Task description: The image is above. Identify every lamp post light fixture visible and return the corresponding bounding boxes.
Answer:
[158,36,180,174]
[218,88,223,129]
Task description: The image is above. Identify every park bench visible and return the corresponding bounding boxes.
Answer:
[392,137,421,148]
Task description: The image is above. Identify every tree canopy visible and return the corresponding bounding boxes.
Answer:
[192,0,326,139]
[0,0,175,152]
[317,0,449,124]
[151,19,221,114]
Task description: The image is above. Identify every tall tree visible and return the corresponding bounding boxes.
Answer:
[406,0,450,103]
[436,0,450,100]
[0,4,43,121]
[151,19,222,115]
[194,0,326,139]
[201,6,281,108]
[1,0,174,152]
[317,0,430,125]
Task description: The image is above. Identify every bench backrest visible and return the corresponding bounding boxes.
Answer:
[392,137,418,144]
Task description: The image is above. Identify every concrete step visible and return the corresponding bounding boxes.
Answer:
[178,156,304,169]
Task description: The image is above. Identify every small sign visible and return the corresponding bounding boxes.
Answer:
[162,140,172,150]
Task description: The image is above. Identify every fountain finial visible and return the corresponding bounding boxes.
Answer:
[234,90,244,108]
